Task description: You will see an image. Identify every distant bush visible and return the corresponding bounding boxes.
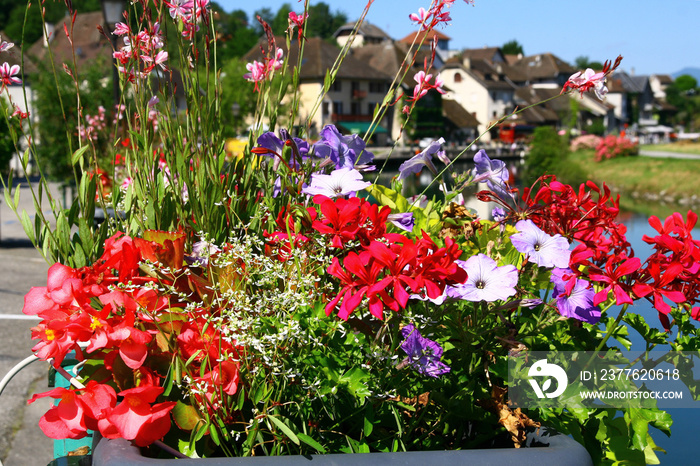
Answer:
[524,126,567,184]
[570,134,603,152]
[595,135,638,162]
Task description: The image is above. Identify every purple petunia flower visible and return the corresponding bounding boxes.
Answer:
[471,150,511,199]
[301,167,371,198]
[400,324,450,378]
[511,220,571,269]
[312,125,374,170]
[398,138,445,181]
[446,254,518,302]
[387,212,415,232]
[550,268,601,324]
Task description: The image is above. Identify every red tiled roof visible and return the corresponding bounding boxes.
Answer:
[398,29,451,44]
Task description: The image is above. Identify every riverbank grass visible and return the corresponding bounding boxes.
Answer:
[640,142,700,154]
[559,150,700,216]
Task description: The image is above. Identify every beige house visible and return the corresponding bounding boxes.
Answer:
[333,22,391,49]
[244,37,396,144]
[440,54,516,141]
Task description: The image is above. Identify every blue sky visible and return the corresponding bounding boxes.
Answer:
[216,0,700,76]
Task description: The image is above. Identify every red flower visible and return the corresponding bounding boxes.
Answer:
[589,257,641,306]
[107,385,175,447]
[633,261,687,315]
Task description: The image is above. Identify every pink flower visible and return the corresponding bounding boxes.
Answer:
[0,62,21,87]
[288,11,308,40]
[113,22,129,36]
[11,104,29,121]
[411,70,445,101]
[0,37,14,53]
[565,68,607,99]
[562,55,623,100]
[409,7,430,27]
[244,60,265,86]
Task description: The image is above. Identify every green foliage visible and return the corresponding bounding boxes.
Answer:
[523,126,567,184]
[0,0,101,45]
[30,59,113,180]
[306,2,348,40]
[0,99,17,176]
[501,39,524,56]
[406,90,444,141]
[214,9,259,62]
[665,75,700,131]
[574,56,604,71]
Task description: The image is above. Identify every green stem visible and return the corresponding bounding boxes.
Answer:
[594,303,629,353]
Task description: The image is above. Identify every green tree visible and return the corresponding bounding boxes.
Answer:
[666,74,699,130]
[31,58,113,180]
[271,3,293,36]
[252,7,275,36]
[524,126,567,185]
[306,2,347,40]
[219,58,260,138]
[0,99,17,176]
[674,74,698,93]
[574,56,603,71]
[501,39,523,56]
[1,0,101,45]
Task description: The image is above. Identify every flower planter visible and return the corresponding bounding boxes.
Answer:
[91,427,593,466]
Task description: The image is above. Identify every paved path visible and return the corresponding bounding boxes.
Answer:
[0,181,56,466]
[639,149,700,160]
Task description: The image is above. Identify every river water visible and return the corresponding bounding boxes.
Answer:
[615,212,697,465]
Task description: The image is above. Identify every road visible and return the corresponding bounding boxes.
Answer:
[0,180,56,466]
[638,149,700,160]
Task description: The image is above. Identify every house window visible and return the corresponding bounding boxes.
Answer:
[351,102,361,115]
[454,72,462,83]
[369,81,384,93]
[368,102,377,115]
[351,81,360,93]
[333,101,343,115]
[330,80,342,92]
[322,102,330,117]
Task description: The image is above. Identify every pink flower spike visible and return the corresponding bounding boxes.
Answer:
[0,38,14,53]
[113,22,129,36]
[409,7,430,26]
[0,62,21,86]
[288,11,308,29]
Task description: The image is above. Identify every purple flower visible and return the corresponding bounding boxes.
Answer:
[400,324,450,378]
[312,125,374,169]
[471,150,510,199]
[511,220,571,269]
[255,131,310,170]
[492,207,506,222]
[550,268,601,324]
[387,212,415,232]
[301,167,371,198]
[446,254,518,302]
[398,138,444,181]
[185,240,221,267]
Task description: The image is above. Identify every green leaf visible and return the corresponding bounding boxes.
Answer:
[12,186,20,210]
[19,210,35,244]
[297,432,326,453]
[71,145,90,166]
[267,415,300,445]
[363,403,374,437]
[173,401,203,431]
